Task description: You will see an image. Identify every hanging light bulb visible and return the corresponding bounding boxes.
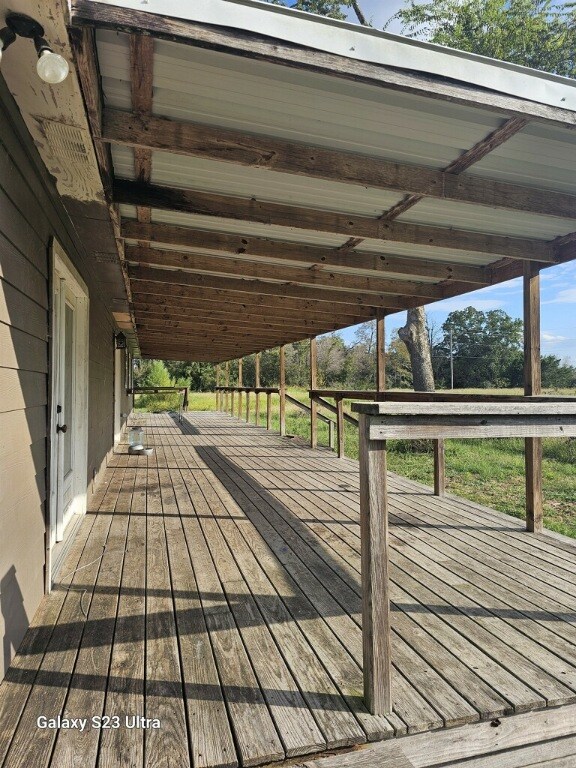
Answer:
[35,38,69,84]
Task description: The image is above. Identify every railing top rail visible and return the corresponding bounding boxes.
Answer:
[129,386,188,393]
[216,386,280,394]
[311,389,576,403]
[352,402,576,415]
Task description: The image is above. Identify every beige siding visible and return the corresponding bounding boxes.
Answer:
[0,80,121,678]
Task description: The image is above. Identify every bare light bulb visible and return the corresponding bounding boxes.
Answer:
[36,49,69,84]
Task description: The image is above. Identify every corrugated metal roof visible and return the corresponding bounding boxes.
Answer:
[92,0,576,112]
[92,9,576,361]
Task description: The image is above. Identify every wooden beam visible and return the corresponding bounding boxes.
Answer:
[336,396,345,459]
[310,337,318,449]
[279,346,286,437]
[376,315,385,393]
[128,265,417,310]
[134,310,347,336]
[71,1,576,128]
[129,34,154,230]
[122,220,491,284]
[524,261,543,534]
[133,303,371,329]
[125,245,444,299]
[131,284,383,319]
[381,116,529,221]
[115,181,556,262]
[103,109,569,219]
[358,413,392,715]
[255,353,261,426]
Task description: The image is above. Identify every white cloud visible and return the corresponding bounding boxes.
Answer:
[546,288,576,304]
[428,298,505,313]
[542,332,567,343]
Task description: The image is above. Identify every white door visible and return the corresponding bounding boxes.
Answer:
[49,243,89,549]
[114,348,123,444]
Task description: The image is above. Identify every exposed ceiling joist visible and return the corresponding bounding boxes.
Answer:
[125,245,445,299]
[102,109,575,221]
[115,181,556,262]
[130,287,383,319]
[122,221,491,284]
[128,265,415,310]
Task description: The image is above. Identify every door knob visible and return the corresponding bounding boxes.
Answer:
[57,423,68,433]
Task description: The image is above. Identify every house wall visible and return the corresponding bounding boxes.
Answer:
[0,79,126,678]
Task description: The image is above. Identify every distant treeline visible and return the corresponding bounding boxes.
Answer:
[134,308,576,392]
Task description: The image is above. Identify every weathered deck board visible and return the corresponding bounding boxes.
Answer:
[3,411,576,768]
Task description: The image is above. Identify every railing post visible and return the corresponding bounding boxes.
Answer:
[524,262,543,532]
[328,419,335,451]
[230,389,235,417]
[237,358,243,420]
[434,438,446,496]
[336,396,345,458]
[245,389,250,422]
[216,364,221,410]
[255,353,261,426]
[266,392,272,430]
[279,346,286,437]
[225,361,230,413]
[310,337,318,449]
[376,314,386,394]
[358,412,392,715]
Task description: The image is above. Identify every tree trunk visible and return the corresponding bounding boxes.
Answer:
[398,307,435,391]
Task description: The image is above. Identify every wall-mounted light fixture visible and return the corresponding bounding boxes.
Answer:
[0,13,69,84]
[115,332,127,350]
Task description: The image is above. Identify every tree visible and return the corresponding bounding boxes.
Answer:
[392,0,576,78]
[434,308,523,388]
[399,307,436,391]
[386,336,413,388]
[265,0,367,23]
[541,355,576,388]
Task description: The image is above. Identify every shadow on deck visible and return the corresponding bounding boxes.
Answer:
[2,411,576,768]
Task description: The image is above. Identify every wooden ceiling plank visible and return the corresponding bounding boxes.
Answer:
[122,220,490,284]
[103,109,571,220]
[115,180,556,262]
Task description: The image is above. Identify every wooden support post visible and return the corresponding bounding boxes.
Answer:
[434,438,446,496]
[310,337,318,449]
[266,392,272,431]
[279,346,286,437]
[230,389,235,417]
[328,419,335,451]
[376,314,386,393]
[237,358,243,420]
[336,396,345,458]
[246,389,250,422]
[524,261,543,533]
[216,364,221,410]
[255,353,261,426]
[225,361,230,413]
[358,413,392,715]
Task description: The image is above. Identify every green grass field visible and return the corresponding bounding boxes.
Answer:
[137,386,576,538]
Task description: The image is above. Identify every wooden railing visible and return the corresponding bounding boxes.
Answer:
[352,400,576,716]
[216,386,280,431]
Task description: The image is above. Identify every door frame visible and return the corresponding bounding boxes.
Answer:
[47,240,89,584]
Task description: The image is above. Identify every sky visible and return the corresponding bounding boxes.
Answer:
[337,261,576,364]
[343,0,407,32]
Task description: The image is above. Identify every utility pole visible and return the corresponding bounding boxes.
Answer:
[449,328,454,390]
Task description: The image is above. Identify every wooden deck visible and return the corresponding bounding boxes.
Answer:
[2,411,576,768]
